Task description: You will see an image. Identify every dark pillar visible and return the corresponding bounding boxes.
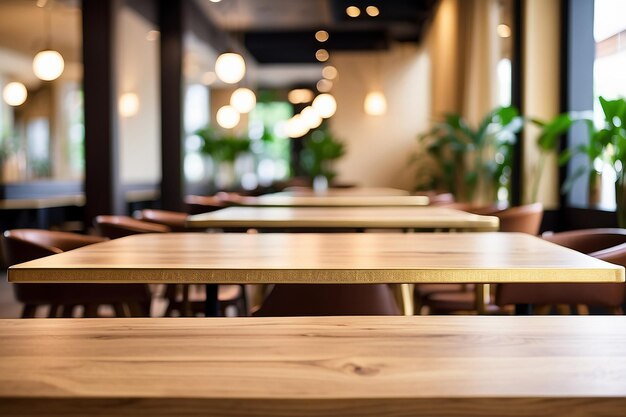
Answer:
[510,0,524,207]
[159,0,185,211]
[82,0,124,224]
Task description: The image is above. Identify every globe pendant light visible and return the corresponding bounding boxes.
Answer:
[215,52,246,84]
[3,82,28,106]
[33,50,65,81]
[216,105,240,129]
[364,91,387,116]
[230,88,256,113]
[33,1,65,81]
[312,93,337,118]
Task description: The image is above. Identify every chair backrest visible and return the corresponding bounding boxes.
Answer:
[136,209,188,232]
[252,284,401,316]
[2,229,107,265]
[496,228,626,308]
[184,195,227,215]
[94,215,170,239]
[495,203,543,234]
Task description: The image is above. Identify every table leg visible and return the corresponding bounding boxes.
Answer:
[515,304,533,315]
[474,284,490,314]
[205,284,219,317]
[391,284,414,316]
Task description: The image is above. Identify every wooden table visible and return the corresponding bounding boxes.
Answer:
[185,206,499,231]
[280,186,410,196]
[1,316,625,417]
[9,233,623,315]
[226,193,430,207]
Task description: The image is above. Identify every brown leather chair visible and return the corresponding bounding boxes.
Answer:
[420,203,545,314]
[252,284,400,316]
[94,215,171,238]
[1,229,151,318]
[136,209,188,232]
[496,228,626,314]
[94,215,246,316]
[185,195,227,215]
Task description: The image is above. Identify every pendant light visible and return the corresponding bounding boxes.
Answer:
[364,91,387,116]
[33,0,65,81]
[215,52,246,84]
[3,82,28,106]
[312,93,337,119]
[230,87,256,113]
[216,105,240,129]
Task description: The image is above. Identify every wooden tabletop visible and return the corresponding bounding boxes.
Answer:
[0,194,85,209]
[1,316,625,417]
[280,187,410,196]
[228,194,430,207]
[186,206,500,230]
[8,232,623,284]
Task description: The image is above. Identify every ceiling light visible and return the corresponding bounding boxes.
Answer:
[215,52,246,84]
[315,49,329,62]
[146,30,160,41]
[288,88,314,104]
[312,93,337,118]
[216,105,240,129]
[364,91,387,116]
[3,82,28,106]
[33,50,65,81]
[301,106,323,129]
[119,93,140,117]
[315,30,329,42]
[316,79,333,93]
[346,6,361,17]
[230,88,256,113]
[209,0,222,2]
[365,6,379,17]
[286,115,309,138]
[497,24,512,38]
[322,65,338,80]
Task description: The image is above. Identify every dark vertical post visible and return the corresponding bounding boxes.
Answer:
[159,0,185,211]
[510,0,524,207]
[82,0,124,224]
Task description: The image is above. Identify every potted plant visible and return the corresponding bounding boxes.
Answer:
[300,129,346,190]
[413,106,522,204]
[196,126,251,190]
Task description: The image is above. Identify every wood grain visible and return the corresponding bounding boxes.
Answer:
[186,206,500,230]
[1,316,626,416]
[229,194,430,207]
[8,232,623,284]
[0,194,85,209]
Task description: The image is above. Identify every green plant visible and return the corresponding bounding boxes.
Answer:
[300,130,346,181]
[528,113,576,202]
[196,126,251,163]
[413,106,522,203]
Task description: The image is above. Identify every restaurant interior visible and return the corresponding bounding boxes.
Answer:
[1,0,626,415]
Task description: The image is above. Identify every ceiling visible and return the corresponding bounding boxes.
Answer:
[197,0,438,64]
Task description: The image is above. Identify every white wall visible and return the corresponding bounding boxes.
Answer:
[329,44,431,190]
[116,7,161,185]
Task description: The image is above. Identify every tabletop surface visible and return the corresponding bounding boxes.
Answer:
[186,206,500,230]
[8,232,623,284]
[279,187,411,196]
[228,194,430,207]
[1,316,625,417]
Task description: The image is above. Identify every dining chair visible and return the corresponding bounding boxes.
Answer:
[94,215,246,316]
[135,209,188,232]
[185,194,227,215]
[420,203,544,314]
[252,284,400,316]
[496,228,626,314]
[1,229,151,318]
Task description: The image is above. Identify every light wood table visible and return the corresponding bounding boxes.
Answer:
[186,206,499,231]
[1,316,625,417]
[226,193,430,207]
[9,233,623,315]
[280,186,410,196]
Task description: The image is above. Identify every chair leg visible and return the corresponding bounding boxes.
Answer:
[576,304,590,315]
[113,303,129,317]
[239,284,248,316]
[21,304,37,318]
[48,304,61,318]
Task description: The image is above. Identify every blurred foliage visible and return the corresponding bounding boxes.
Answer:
[196,126,251,163]
[300,129,346,181]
